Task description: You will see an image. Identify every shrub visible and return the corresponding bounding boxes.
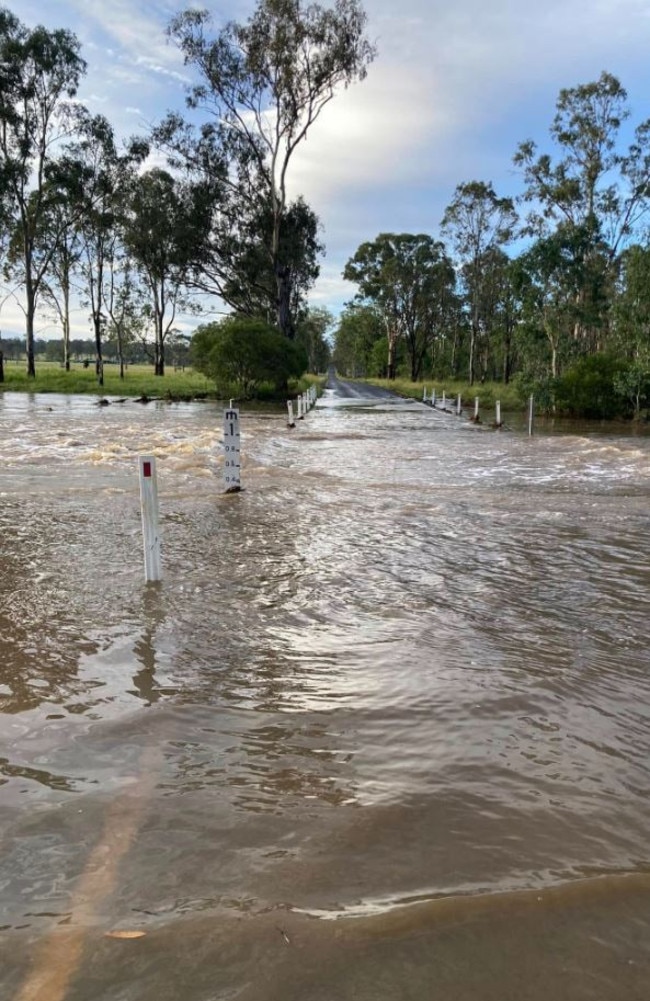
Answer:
[554,354,629,419]
[191,317,307,398]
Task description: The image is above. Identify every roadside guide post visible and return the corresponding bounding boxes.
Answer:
[139,456,161,582]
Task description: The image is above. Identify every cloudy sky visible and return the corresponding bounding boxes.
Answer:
[5,0,650,341]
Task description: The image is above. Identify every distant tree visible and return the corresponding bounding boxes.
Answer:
[0,9,86,376]
[332,303,384,376]
[295,306,333,372]
[162,0,376,337]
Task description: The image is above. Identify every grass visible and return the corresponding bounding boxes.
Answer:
[0,359,326,404]
[364,376,525,411]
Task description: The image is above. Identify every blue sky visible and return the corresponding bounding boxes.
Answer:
[5,0,650,341]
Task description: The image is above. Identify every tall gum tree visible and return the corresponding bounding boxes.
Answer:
[343,233,456,382]
[441,181,516,386]
[164,0,376,337]
[0,8,86,376]
[514,72,650,352]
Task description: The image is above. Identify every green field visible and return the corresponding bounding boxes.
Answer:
[0,360,323,403]
[364,376,525,411]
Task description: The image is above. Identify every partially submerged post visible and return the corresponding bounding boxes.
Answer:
[495,400,502,428]
[528,394,535,436]
[474,396,480,421]
[139,456,161,582]
[456,394,462,416]
[223,405,241,492]
[287,399,295,428]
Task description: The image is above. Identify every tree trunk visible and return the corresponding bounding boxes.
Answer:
[387,330,396,380]
[93,313,104,387]
[63,277,71,372]
[25,281,36,378]
[276,266,293,339]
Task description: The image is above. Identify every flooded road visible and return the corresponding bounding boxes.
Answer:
[1,384,650,1000]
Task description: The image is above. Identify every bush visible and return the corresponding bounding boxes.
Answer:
[554,354,629,419]
[191,317,307,398]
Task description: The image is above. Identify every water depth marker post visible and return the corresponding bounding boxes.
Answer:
[139,456,161,582]
[223,403,242,493]
[528,394,535,436]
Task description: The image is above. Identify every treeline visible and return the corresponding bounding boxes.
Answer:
[0,1,373,385]
[0,335,192,368]
[336,73,650,419]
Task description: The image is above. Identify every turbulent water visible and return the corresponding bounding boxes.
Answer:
[1,385,650,1000]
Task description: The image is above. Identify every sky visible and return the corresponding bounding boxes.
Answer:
[5,0,650,342]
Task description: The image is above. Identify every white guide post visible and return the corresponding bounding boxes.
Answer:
[442,391,446,409]
[474,396,479,420]
[456,394,462,415]
[297,395,303,420]
[139,456,161,582]
[528,394,534,436]
[431,389,436,406]
[423,387,427,402]
[496,400,501,427]
[223,405,241,493]
[287,400,295,427]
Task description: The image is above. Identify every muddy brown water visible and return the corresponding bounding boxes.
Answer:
[1,386,650,1000]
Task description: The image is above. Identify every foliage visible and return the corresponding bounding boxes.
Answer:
[0,7,87,376]
[344,233,456,381]
[161,0,375,338]
[554,354,629,419]
[191,316,307,397]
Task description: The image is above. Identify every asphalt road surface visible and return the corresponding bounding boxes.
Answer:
[324,367,402,399]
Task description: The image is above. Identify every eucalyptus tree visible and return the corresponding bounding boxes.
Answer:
[611,244,650,415]
[441,181,517,385]
[122,168,205,376]
[34,156,85,370]
[514,72,650,351]
[64,113,148,385]
[344,233,456,381]
[161,0,376,338]
[513,223,607,381]
[0,8,86,375]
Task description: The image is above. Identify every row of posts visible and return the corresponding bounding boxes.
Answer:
[287,384,317,427]
[422,388,535,435]
[139,387,320,582]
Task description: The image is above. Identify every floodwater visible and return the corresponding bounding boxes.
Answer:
[1,384,650,1000]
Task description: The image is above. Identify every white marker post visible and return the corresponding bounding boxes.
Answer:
[139,456,161,582]
[474,396,480,421]
[442,392,446,410]
[431,389,436,406]
[456,394,462,416]
[423,387,427,403]
[287,399,295,427]
[495,400,502,427]
[528,394,535,436]
[223,405,241,493]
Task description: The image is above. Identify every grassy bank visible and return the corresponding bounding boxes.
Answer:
[364,377,524,411]
[0,360,323,403]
